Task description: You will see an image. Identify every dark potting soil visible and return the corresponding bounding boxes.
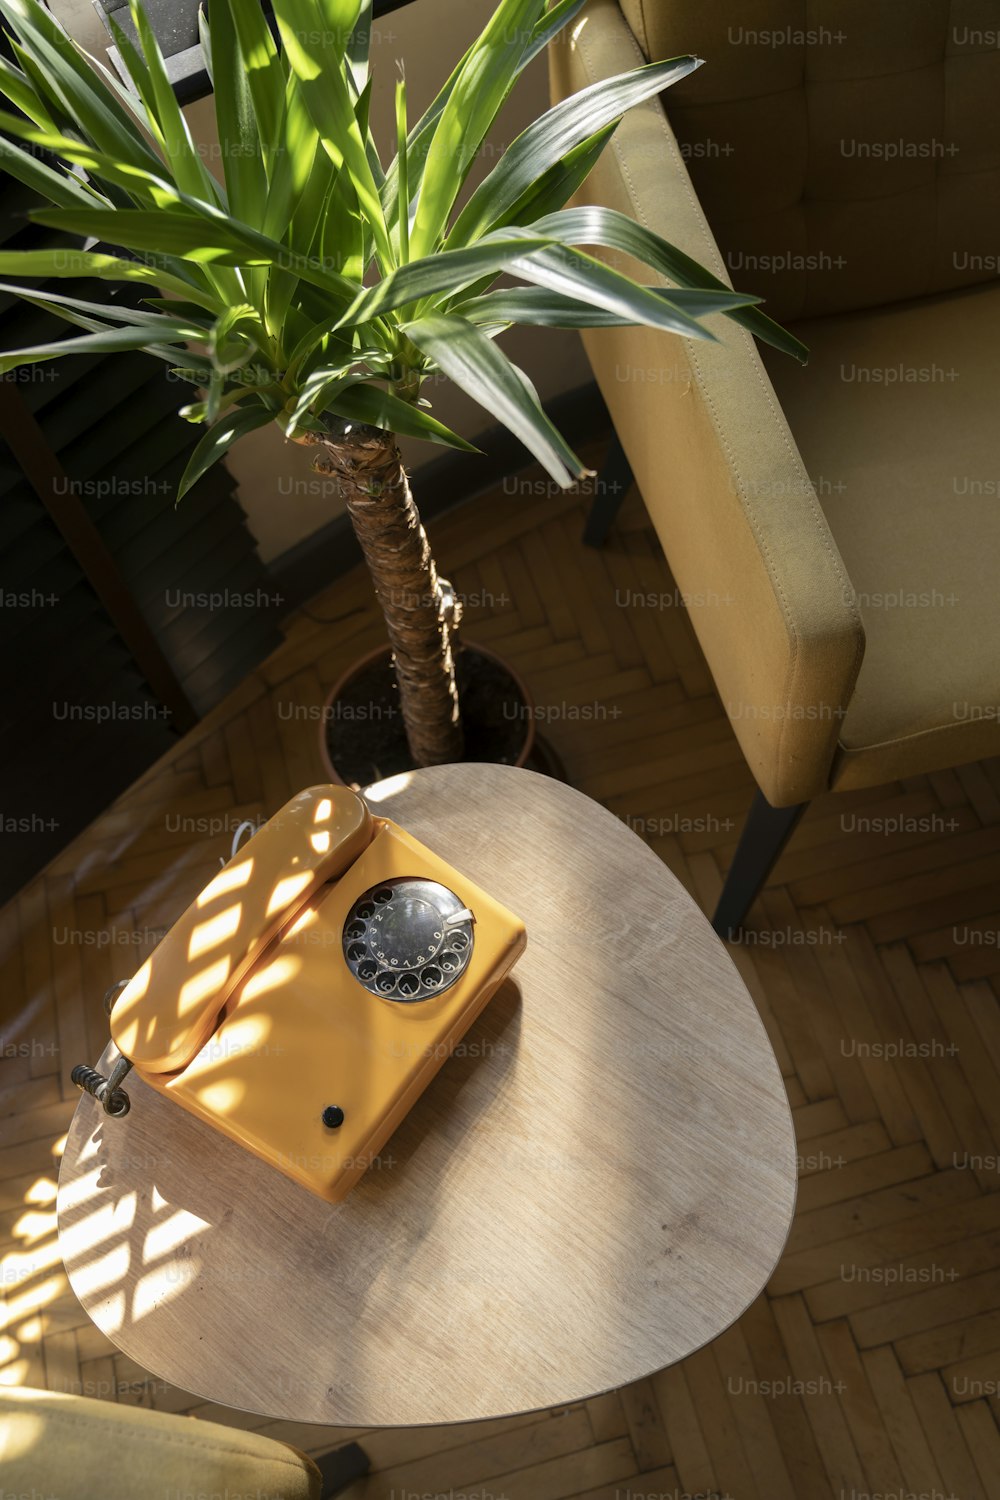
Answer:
[325,646,530,786]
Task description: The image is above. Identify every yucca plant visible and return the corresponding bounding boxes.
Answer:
[0,0,805,766]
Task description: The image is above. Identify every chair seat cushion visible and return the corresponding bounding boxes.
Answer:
[0,1386,321,1500]
[763,281,1000,789]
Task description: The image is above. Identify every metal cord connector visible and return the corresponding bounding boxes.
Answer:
[71,1049,133,1117]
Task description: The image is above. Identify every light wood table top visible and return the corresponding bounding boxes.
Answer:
[57,763,796,1426]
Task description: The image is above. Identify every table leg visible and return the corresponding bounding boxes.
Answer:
[315,1441,370,1497]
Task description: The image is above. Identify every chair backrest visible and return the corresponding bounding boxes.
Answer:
[620,0,1000,321]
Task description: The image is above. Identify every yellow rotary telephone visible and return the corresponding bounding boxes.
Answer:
[72,785,526,1203]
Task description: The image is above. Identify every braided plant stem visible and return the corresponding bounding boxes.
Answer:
[306,422,465,767]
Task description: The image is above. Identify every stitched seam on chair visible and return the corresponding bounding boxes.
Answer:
[803,0,812,85]
[632,0,650,57]
[795,172,989,205]
[653,57,950,109]
[4,1408,310,1472]
[809,54,956,85]
[676,81,803,109]
[714,167,1000,240]
[803,0,812,308]
[572,14,864,797]
[931,160,1000,180]
[838,713,996,756]
[939,0,951,278]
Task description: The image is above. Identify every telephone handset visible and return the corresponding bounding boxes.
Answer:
[73,785,526,1203]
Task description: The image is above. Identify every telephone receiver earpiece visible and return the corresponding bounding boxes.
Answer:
[107,786,373,1076]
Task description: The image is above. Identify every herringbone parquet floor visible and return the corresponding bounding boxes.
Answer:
[3,463,1000,1500]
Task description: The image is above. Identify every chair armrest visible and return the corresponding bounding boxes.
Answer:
[549,0,865,806]
[0,1387,320,1500]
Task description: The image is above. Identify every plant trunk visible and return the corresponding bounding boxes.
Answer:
[307,423,465,767]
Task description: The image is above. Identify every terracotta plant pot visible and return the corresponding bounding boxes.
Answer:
[319,640,537,788]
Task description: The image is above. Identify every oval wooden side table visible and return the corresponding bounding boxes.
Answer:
[57,763,796,1429]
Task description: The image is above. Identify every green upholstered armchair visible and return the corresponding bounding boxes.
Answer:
[549,0,1000,931]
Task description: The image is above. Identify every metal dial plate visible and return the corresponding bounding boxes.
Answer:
[342,878,475,1003]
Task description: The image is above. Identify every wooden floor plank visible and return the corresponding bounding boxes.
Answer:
[739,1294,836,1500]
[616,1377,672,1473]
[776,1189,1000,1298]
[896,1306,1000,1378]
[816,1319,905,1496]
[682,1341,762,1500]
[862,1346,947,1499]
[770,1293,867,1498]
[909,1372,992,1500]
[712,1320,798,1500]
[956,1401,1000,1500]
[650,1364,718,1499]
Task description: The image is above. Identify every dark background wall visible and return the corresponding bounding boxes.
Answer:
[0,165,282,901]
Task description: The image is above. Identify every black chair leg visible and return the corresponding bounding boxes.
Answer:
[582,429,633,547]
[712,790,808,938]
[317,1441,370,1497]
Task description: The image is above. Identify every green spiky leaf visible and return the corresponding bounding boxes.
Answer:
[0,0,806,501]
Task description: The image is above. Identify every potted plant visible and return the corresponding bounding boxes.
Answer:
[0,0,805,782]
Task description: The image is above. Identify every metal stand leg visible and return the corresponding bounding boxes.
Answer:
[316,1441,370,1497]
[582,429,633,547]
[712,790,808,938]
